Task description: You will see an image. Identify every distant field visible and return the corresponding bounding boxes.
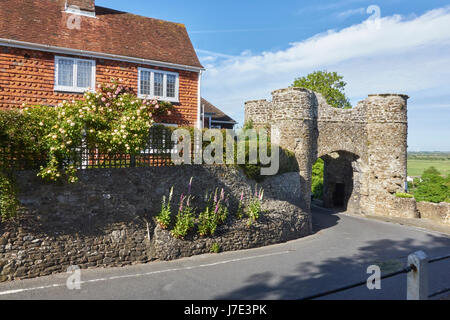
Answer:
[407,159,450,177]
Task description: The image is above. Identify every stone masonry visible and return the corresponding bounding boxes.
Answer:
[245,87,417,218]
[0,166,310,282]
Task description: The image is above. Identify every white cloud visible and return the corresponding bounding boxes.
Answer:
[336,7,366,19]
[198,6,450,130]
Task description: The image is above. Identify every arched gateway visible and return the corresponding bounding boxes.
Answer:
[245,87,418,218]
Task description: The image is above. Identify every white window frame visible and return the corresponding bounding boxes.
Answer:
[138,67,179,103]
[54,56,96,93]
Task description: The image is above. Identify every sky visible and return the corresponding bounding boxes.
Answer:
[96,0,450,151]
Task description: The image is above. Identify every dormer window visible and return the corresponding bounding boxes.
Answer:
[65,0,96,18]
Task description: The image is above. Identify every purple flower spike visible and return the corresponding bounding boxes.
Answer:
[215,201,220,214]
[188,177,193,194]
[179,194,185,212]
[240,191,244,203]
[220,188,225,201]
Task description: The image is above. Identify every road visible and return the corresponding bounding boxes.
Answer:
[0,206,449,300]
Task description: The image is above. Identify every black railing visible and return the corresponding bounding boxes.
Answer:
[299,251,450,300]
[0,126,177,171]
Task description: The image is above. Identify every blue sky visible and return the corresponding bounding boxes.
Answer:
[97,0,450,151]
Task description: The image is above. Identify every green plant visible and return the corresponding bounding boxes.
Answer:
[311,158,324,199]
[171,194,195,239]
[156,186,174,229]
[0,172,19,221]
[247,187,264,227]
[210,243,220,254]
[236,191,245,219]
[412,167,449,203]
[197,188,228,237]
[395,192,414,199]
[1,80,172,184]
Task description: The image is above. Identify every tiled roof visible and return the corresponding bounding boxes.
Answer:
[0,0,203,69]
[202,98,237,123]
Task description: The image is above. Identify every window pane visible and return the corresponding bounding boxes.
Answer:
[140,70,151,95]
[154,72,164,97]
[77,61,92,88]
[58,59,74,87]
[167,74,176,98]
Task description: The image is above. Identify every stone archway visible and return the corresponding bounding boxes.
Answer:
[319,151,362,213]
[245,87,411,218]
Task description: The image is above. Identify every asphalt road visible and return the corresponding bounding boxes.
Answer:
[1,206,449,300]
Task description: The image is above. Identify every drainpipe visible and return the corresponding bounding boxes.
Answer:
[197,70,203,129]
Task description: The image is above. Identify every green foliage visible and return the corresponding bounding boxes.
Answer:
[293,71,352,109]
[0,172,19,222]
[311,158,324,199]
[171,195,195,239]
[156,186,173,229]
[237,121,298,182]
[236,192,245,220]
[246,187,264,227]
[395,192,414,199]
[197,189,228,237]
[198,206,217,237]
[0,80,173,184]
[412,167,449,203]
[210,243,220,254]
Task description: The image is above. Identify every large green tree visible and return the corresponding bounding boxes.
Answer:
[293,71,352,109]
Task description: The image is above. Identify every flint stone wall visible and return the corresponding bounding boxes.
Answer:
[153,200,310,261]
[245,87,410,218]
[0,166,310,282]
[417,202,450,225]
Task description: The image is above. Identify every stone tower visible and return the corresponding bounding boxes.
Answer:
[244,88,416,218]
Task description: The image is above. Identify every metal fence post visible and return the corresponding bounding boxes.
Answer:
[407,250,428,300]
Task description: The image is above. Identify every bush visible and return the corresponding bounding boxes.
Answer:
[0,172,19,221]
[312,158,324,199]
[412,167,449,203]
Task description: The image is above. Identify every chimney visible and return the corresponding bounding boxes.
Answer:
[65,0,95,13]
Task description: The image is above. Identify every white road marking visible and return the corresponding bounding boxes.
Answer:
[0,250,291,297]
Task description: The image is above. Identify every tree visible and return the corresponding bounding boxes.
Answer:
[292,71,352,109]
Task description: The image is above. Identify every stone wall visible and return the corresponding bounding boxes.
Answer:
[417,202,450,225]
[0,166,310,282]
[245,87,409,218]
[153,200,310,260]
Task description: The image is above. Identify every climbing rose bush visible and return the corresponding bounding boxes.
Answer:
[36,80,169,183]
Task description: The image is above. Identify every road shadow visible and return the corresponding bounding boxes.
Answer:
[215,233,450,300]
[310,201,341,234]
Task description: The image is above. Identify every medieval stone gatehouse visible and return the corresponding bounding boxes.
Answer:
[245,87,417,218]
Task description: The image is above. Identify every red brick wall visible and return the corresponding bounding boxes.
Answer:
[0,47,199,126]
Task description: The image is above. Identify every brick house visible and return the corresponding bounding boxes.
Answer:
[0,0,204,127]
[200,98,237,130]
